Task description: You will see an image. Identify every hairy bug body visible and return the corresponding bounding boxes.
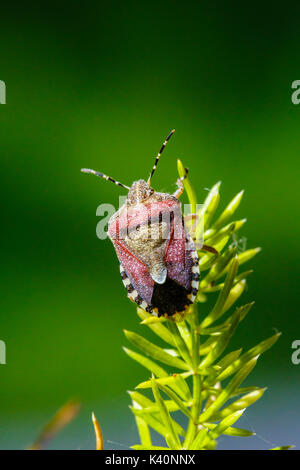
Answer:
[81,130,200,320]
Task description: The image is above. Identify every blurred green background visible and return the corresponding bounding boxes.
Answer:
[0,1,299,449]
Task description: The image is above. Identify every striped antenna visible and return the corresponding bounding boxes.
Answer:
[147,129,175,185]
[81,168,130,190]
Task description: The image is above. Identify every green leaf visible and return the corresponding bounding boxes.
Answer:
[136,309,176,346]
[198,365,222,376]
[202,271,252,294]
[177,321,192,352]
[136,401,181,414]
[183,373,202,448]
[130,407,167,438]
[222,247,261,273]
[212,190,244,230]
[130,390,186,416]
[200,256,239,328]
[216,349,243,370]
[199,336,218,355]
[128,390,156,409]
[206,220,246,247]
[203,183,221,228]
[131,400,152,448]
[220,279,246,315]
[199,302,254,338]
[203,422,254,437]
[131,445,170,450]
[156,382,193,420]
[166,321,193,367]
[199,236,229,270]
[130,406,186,439]
[234,269,253,283]
[197,181,221,235]
[222,427,254,437]
[203,439,217,450]
[200,246,236,288]
[231,302,255,323]
[208,409,246,439]
[136,373,192,402]
[129,390,185,420]
[189,428,209,450]
[177,159,198,213]
[151,377,182,449]
[199,311,241,368]
[123,347,167,378]
[233,386,263,397]
[198,324,230,336]
[199,356,258,423]
[210,388,266,421]
[140,315,167,325]
[204,222,237,249]
[270,445,294,450]
[124,330,189,370]
[216,333,281,381]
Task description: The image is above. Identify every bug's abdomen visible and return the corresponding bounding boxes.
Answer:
[118,231,199,319]
[152,233,200,317]
[151,277,193,317]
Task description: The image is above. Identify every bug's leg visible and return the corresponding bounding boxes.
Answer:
[184,213,198,223]
[173,167,219,257]
[197,244,219,255]
[184,213,199,240]
[173,167,189,199]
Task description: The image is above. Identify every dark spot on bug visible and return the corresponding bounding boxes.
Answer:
[191,288,198,296]
[120,271,127,280]
[127,284,134,293]
[151,277,192,317]
[135,295,143,305]
[191,273,200,281]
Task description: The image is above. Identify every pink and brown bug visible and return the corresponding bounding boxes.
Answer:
[81,130,205,321]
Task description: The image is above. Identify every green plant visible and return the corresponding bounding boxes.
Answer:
[123,160,285,450]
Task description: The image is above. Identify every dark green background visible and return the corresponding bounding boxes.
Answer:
[0,1,299,449]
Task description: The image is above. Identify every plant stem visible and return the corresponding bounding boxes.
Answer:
[183,305,202,448]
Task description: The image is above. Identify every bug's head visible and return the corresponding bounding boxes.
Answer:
[127,179,154,205]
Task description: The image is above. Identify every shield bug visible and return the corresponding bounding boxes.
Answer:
[81,130,201,320]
